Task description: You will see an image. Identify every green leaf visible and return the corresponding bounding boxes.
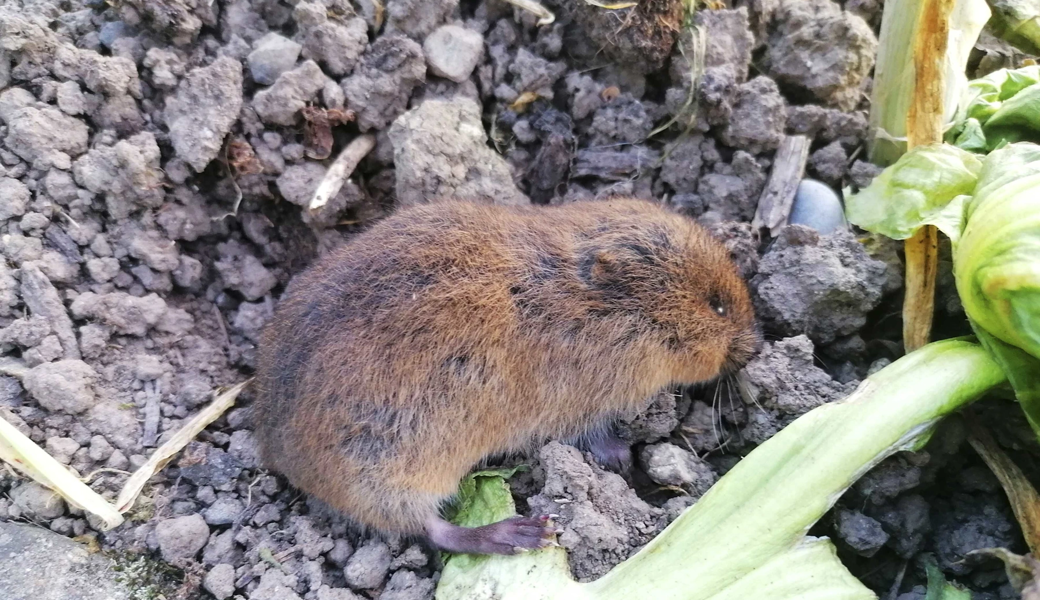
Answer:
[845,144,982,239]
[923,555,971,600]
[984,84,1040,148]
[955,143,1040,365]
[958,65,1040,125]
[446,466,527,528]
[949,117,989,152]
[987,0,1040,55]
[971,323,1040,440]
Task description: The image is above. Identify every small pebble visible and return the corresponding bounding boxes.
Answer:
[788,179,848,235]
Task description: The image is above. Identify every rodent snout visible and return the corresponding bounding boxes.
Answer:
[724,325,763,374]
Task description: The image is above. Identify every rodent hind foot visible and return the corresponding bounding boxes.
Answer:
[425,515,559,555]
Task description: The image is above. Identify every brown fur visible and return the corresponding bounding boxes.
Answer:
[253,198,758,536]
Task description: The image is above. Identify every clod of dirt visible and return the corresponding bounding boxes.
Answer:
[751,225,888,344]
[214,240,278,301]
[571,0,685,74]
[932,492,1021,575]
[834,508,889,557]
[155,513,210,565]
[247,33,302,85]
[871,494,931,558]
[527,442,664,581]
[253,60,328,127]
[424,25,484,83]
[164,56,244,172]
[0,177,29,220]
[639,442,716,495]
[72,132,164,220]
[203,563,236,599]
[119,0,216,45]
[10,482,65,519]
[22,359,97,415]
[589,94,653,145]
[4,106,88,164]
[719,76,786,154]
[389,97,529,206]
[618,389,680,444]
[70,292,179,336]
[380,570,435,600]
[786,105,869,145]
[19,264,79,359]
[385,0,459,39]
[342,34,426,131]
[343,540,391,590]
[764,0,877,110]
[740,335,851,416]
[852,455,924,504]
[698,151,768,222]
[668,9,754,124]
[295,8,368,78]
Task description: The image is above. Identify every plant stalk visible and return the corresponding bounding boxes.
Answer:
[587,340,1005,600]
[901,0,954,352]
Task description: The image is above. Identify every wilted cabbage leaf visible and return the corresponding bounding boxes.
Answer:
[956,143,1040,362]
[949,66,1040,150]
[845,144,982,239]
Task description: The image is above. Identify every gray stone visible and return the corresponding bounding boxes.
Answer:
[165,56,244,172]
[23,360,98,414]
[202,497,244,526]
[423,25,483,83]
[789,179,848,235]
[248,33,302,85]
[0,520,168,600]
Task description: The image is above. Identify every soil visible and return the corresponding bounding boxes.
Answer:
[0,0,1037,598]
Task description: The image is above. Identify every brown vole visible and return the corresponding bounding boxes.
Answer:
[253,198,759,555]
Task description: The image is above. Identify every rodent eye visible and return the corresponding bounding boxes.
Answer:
[709,295,726,317]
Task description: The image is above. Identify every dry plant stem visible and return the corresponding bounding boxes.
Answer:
[502,0,555,25]
[308,134,376,211]
[903,225,939,350]
[116,379,251,512]
[902,0,953,352]
[966,417,1040,555]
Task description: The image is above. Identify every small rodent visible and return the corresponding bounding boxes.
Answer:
[253,198,759,555]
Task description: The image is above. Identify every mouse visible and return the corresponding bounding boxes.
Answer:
[253,197,760,555]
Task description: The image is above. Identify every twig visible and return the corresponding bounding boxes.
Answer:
[309,134,376,211]
[502,0,555,25]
